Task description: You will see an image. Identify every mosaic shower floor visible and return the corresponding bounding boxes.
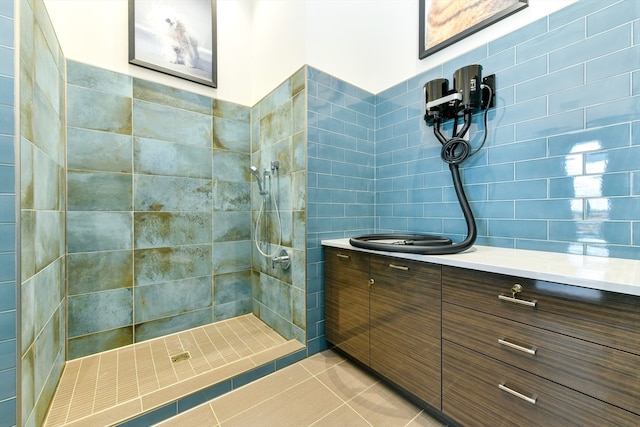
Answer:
[44,314,304,426]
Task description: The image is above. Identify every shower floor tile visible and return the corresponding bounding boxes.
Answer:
[44,314,304,427]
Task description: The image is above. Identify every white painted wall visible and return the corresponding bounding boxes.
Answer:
[43,0,575,106]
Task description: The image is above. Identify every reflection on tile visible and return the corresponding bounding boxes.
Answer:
[314,404,371,427]
[347,381,423,426]
[315,358,378,401]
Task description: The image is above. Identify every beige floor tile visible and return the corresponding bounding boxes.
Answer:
[249,340,304,366]
[299,349,347,375]
[406,410,446,427]
[155,403,219,427]
[209,363,312,423]
[314,359,379,402]
[311,403,373,426]
[218,377,344,427]
[347,381,424,427]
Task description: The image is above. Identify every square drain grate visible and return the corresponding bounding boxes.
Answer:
[170,351,191,363]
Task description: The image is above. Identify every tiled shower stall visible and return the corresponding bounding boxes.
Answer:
[2,0,640,425]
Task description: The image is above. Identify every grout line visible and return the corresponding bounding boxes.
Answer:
[89,354,102,415]
[62,360,83,425]
[217,376,318,425]
[308,403,374,427]
[208,402,222,426]
[202,324,230,365]
[213,322,241,359]
[236,317,268,353]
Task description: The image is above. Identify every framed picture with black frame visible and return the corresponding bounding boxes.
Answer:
[128,0,217,87]
[419,0,528,59]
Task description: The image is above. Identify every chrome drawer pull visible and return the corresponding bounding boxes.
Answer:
[389,264,409,271]
[336,254,350,259]
[498,338,537,355]
[498,383,537,405]
[498,294,537,307]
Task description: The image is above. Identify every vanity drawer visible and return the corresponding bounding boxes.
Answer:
[443,302,640,415]
[442,341,640,427]
[325,247,369,275]
[442,266,640,355]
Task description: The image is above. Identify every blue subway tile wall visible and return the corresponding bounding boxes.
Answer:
[306,66,376,353]
[376,0,640,259]
[0,1,15,426]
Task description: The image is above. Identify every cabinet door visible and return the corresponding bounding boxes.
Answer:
[369,255,442,409]
[324,248,370,365]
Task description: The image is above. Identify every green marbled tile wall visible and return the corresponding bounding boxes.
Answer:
[250,66,307,344]
[19,1,66,425]
[66,60,254,356]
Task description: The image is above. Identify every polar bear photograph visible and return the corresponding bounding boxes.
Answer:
[129,0,215,86]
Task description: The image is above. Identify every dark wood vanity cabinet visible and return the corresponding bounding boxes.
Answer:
[324,247,370,365]
[324,245,640,426]
[324,247,442,409]
[441,266,640,427]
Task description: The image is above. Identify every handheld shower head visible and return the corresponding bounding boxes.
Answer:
[249,166,266,195]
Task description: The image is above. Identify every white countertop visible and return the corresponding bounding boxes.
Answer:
[322,239,640,297]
